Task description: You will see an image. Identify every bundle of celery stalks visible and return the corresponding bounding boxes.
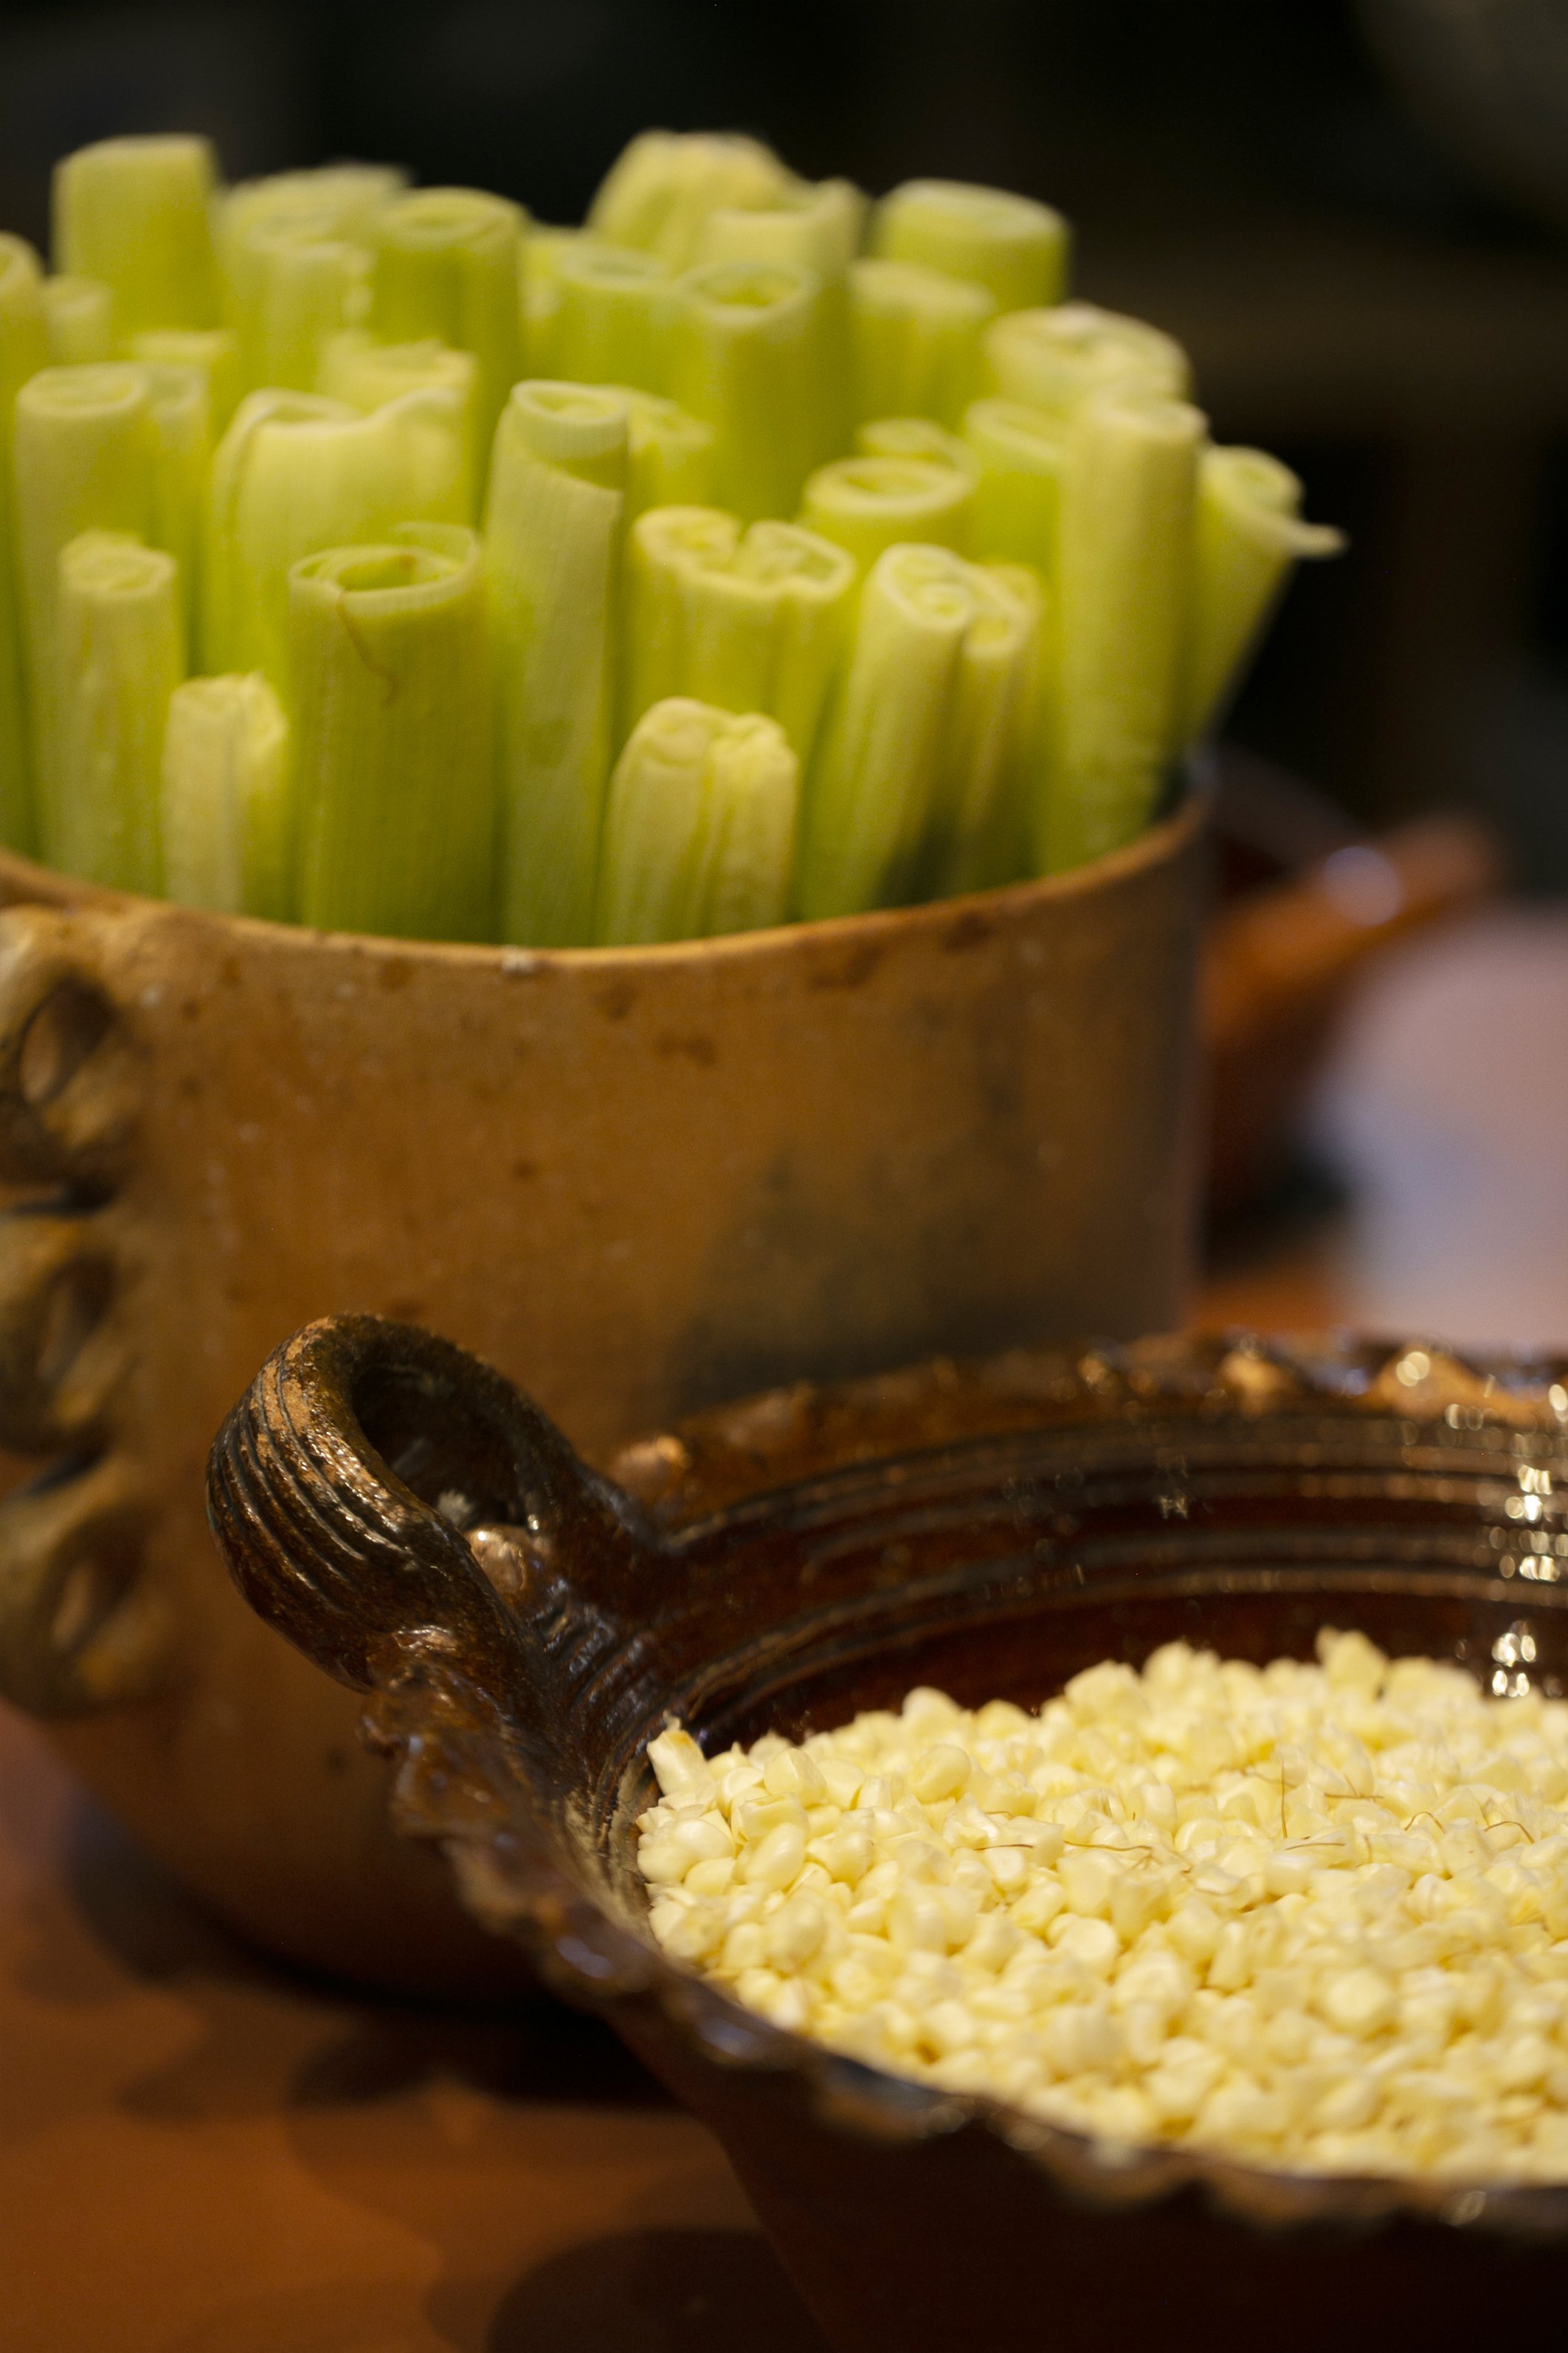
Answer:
[0,129,1341,948]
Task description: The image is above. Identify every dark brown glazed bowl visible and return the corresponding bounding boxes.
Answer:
[207,1317,1568,2352]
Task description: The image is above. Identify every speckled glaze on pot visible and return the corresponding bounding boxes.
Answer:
[208,1317,1568,2352]
[0,798,1203,1991]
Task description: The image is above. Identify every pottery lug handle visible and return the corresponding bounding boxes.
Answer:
[0,1210,124,1452]
[207,1315,660,1695]
[0,903,137,1189]
[0,1452,165,1715]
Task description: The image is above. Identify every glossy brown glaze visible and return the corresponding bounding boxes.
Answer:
[210,1317,1568,2351]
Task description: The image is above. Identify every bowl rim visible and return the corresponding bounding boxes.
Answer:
[0,771,1208,971]
[227,1318,1568,2247]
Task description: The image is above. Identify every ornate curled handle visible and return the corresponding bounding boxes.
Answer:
[206,1314,660,1701]
[0,902,160,1715]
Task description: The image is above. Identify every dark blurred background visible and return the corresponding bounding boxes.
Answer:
[5,0,1568,880]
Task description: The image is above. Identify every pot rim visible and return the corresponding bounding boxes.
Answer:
[0,777,1209,971]
[210,1317,1568,2247]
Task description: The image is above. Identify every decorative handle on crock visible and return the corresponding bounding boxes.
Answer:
[206,1314,663,1698]
[0,902,160,1715]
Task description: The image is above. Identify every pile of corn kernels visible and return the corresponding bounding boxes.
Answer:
[637,1631,1568,2180]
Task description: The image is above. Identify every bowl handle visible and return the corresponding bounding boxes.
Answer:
[207,1314,662,1697]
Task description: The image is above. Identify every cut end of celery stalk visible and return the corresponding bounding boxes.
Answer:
[856,416,978,475]
[981,301,1189,421]
[1178,444,1344,747]
[43,275,115,365]
[161,669,292,919]
[588,131,797,270]
[871,178,1070,314]
[697,177,866,278]
[52,134,218,334]
[549,240,672,396]
[848,257,995,430]
[595,695,798,943]
[670,258,829,522]
[50,528,182,892]
[800,452,975,572]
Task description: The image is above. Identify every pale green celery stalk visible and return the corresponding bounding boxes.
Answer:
[670,261,827,523]
[550,241,671,396]
[518,226,589,376]
[609,386,714,518]
[595,697,797,943]
[796,543,979,919]
[799,454,973,572]
[49,531,181,889]
[143,363,211,655]
[43,276,114,364]
[624,506,854,758]
[13,364,159,803]
[161,671,291,918]
[848,258,995,429]
[319,333,481,520]
[621,504,737,729]
[128,328,243,432]
[1180,445,1344,745]
[587,132,795,270]
[1042,389,1204,874]
[697,179,866,277]
[856,416,977,474]
[230,218,371,393]
[0,235,47,847]
[981,302,1189,419]
[871,181,1069,314]
[701,711,800,934]
[370,189,526,457]
[53,136,217,332]
[203,384,468,687]
[921,560,1041,898]
[485,381,626,945]
[293,531,494,941]
[961,397,1063,569]
[217,165,410,269]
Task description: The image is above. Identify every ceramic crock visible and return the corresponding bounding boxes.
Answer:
[209,1315,1568,2353]
[0,794,1204,1991]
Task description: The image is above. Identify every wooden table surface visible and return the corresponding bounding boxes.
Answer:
[0,1234,1345,2353]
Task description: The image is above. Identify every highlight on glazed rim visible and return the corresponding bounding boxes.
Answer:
[638,1630,1568,2183]
[0,129,1341,948]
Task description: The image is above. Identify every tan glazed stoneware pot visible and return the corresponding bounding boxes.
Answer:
[0,793,1206,1992]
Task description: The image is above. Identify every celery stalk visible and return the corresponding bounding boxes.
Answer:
[518,226,589,376]
[611,386,714,518]
[701,710,801,934]
[670,261,827,522]
[485,381,626,945]
[849,258,995,429]
[318,333,481,519]
[549,241,671,396]
[128,328,242,431]
[1180,445,1344,745]
[370,189,525,455]
[981,302,1189,419]
[856,416,977,474]
[697,179,866,278]
[52,135,217,333]
[624,506,854,758]
[587,132,795,270]
[217,165,409,267]
[595,697,797,943]
[961,397,1063,569]
[13,364,160,801]
[797,544,979,918]
[229,219,371,394]
[621,504,737,728]
[143,363,211,654]
[0,235,46,847]
[697,182,861,459]
[1043,389,1203,872]
[202,385,468,688]
[799,454,973,572]
[293,530,494,941]
[871,180,1069,314]
[162,671,292,918]
[44,276,114,365]
[921,561,1041,897]
[49,530,181,889]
